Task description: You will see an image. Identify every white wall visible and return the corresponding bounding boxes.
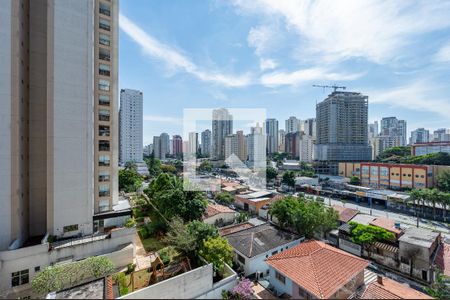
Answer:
[50,0,94,237]
[0,0,12,251]
[268,267,293,297]
[203,212,237,226]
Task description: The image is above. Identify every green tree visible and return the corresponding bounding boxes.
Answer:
[282,171,296,187]
[425,269,450,299]
[161,164,177,174]
[199,236,233,274]
[186,220,219,250]
[349,221,395,255]
[198,160,213,172]
[31,257,114,294]
[437,170,450,192]
[376,146,411,162]
[266,166,278,181]
[349,176,361,185]
[237,211,249,223]
[119,168,143,193]
[215,192,234,205]
[124,160,137,170]
[144,155,162,177]
[163,217,197,256]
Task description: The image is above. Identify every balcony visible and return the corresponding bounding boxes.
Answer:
[99,4,111,17]
[99,53,110,62]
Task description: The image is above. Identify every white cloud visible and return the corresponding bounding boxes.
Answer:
[119,14,252,87]
[368,81,450,117]
[260,67,364,87]
[434,43,450,63]
[233,0,450,64]
[143,115,182,124]
[247,26,273,56]
[259,58,278,71]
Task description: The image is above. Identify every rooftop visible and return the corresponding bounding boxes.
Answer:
[225,224,300,258]
[238,190,274,199]
[266,240,369,299]
[203,203,236,220]
[219,222,255,236]
[51,277,113,299]
[398,227,440,248]
[332,205,359,223]
[349,214,376,225]
[369,217,403,236]
[361,277,432,299]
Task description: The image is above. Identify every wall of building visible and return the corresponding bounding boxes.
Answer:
[268,267,293,297]
[203,212,237,226]
[332,271,364,299]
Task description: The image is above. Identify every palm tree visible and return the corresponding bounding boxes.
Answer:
[408,189,422,227]
[427,188,439,220]
[441,192,450,222]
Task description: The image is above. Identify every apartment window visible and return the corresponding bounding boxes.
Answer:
[63,224,78,233]
[99,125,110,137]
[99,64,110,76]
[275,271,285,284]
[99,33,110,46]
[99,140,110,151]
[11,269,29,287]
[34,266,40,272]
[99,2,111,16]
[99,170,110,182]
[99,155,110,166]
[237,254,245,264]
[99,79,110,91]
[99,48,110,61]
[99,200,110,212]
[99,18,110,31]
[99,109,110,121]
[99,94,110,106]
[99,185,110,197]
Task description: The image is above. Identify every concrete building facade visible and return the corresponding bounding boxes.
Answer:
[212,109,233,160]
[285,117,300,134]
[172,135,183,157]
[200,129,211,157]
[410,128,430,145]
[265,118,279,154]
[119,89,143,164]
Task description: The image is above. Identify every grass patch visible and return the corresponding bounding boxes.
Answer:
[140,235,166,252]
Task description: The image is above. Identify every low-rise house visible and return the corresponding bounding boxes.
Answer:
[332,205,359,225]
[398,227,441,283]
[369,217,403,239]
[266,240,369,299]
[225,223,302,277]
[360,276,432,299]
[337,214,376,256]
[234,190,283,214]
[202,204,238,227]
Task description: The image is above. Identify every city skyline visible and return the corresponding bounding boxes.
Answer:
[119,0,450,144]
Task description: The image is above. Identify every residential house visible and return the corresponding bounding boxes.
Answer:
[398,227,441,283]
[225,223,303,277]
[234,190,283,214]
[360,276,432,299]
[332,205,359,225]
[266,240,369,299]
[203,204,238,227]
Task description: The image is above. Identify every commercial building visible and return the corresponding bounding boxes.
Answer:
[119,89,143,164]
[410,128,430,145]
[285,116,300,133]
[339,162,450,189]
[412,141,450,156]
[212,108,233,160]
[172,135,183,157]
[315,91,371,174]
[0,1,135,297]
[200,129,211,157]
[265,118,279,154]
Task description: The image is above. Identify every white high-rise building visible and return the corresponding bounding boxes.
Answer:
[160,133,170,157]
[188,132,199,154]
[302,118,316,138]
[247,124,266,168]
[119,89,143,164]
[298,134,315,162]
[410,128,430,145]
[368,121,379,139]
[285,116,300,133]
[225,134,239,160]
[278,129,286,152]
[201,129,211,157]
[265,118,279,154]
[212,108,233,160]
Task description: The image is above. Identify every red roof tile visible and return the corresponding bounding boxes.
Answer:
[361,277,433,299]
[266,240,369,299]
[203,203,236,219]
[332,205,359,223]
[369,217,402,236]
[219,222,254,236]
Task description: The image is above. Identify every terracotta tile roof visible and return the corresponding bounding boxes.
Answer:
[266,240,369,299]
[219,222,255,236]
[435,242,450,276]
[361,277,433,299]
[222,181,241,187]
[332,205,359,223]
[203,203,236,219]
[369,217,403,236]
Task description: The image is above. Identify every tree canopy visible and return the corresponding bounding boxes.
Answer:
[437,170,450,193]
[266,166,278,181]
[425,269,450,299]
[282,171,296,187]
[348,221,395,245]
[269,196,339,238]
[198,160,213,172]
[349,176,361,185]
[119,167,143,193]
[144,155,162,177]
[186,220,219,250]
[376,146,450,166]
[215,192,235,205]
[199,236,233,274]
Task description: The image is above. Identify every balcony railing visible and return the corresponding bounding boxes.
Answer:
[99,8,111,16]
[99,53,110,61]
[99,142,110,151]
[99,114,110,122]
[99,69,110,76]
[99,191,110,197]
[99,99,110,106]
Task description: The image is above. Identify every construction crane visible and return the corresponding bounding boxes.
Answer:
[312,84,346,92]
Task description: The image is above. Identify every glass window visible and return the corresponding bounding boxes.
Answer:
[99,33,110,46]
[99,3,111,17]
[99,155,110,166]
[99,47,110,61]
[99,64,110,76]
[99,185,110,197]
[99,94,110,106]
[99,79,110,91]
[11,269,29,287]
[99,170,110,182]
[63,224,79,233]
[99,18,110,31]
[99,109,110,121]
[237,254,245,264]
[99,125,110,137]
[275,271,285,284]
[99,140,110,151]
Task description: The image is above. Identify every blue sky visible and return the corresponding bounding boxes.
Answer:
[119,0,450,145]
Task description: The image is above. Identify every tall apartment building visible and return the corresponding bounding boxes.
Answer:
[432,128,450,142]
[298,134,315,163]
[153,136,163,159]
[119,89,143,164]
[212,108,233,160]
[188,132,198,154]
[410,128,430,145]
[200,129,211,157]
[0,1,136,297]
[236,130,247,162]
[265,118,279,154]
[285,116,300,133]
[278,129,286,152]
[143,144,153,157]
[285,132,300,159]
[247,124,266,168]
[368,121,379,139]
[172,135,183,157]
[302,118,316,138]
[225,134,239,161]
[380,117,407,146]
[160,132,170,157]
[315,91,371,174]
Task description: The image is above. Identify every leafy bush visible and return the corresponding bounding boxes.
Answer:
[139,227,149,239]
[126,263,136,275]
[120,287,129,296]
[124,217,136,228]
